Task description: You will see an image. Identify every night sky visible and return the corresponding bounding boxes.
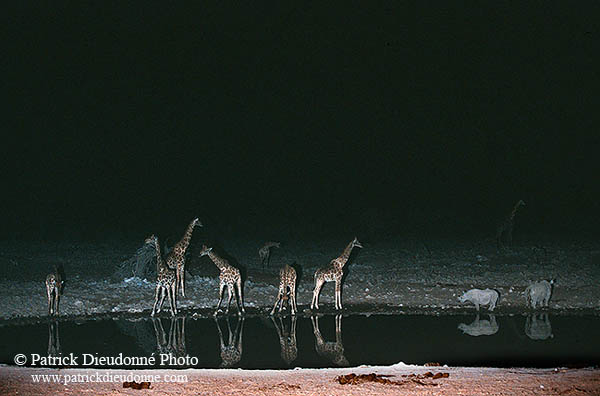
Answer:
[3,2,599,241]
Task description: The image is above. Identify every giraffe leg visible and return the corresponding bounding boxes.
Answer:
[152,285,161,316]
[215,282,226,315]
[335,280,342,310]
[54,288,60,315]
[157,287,167,314]
[179,266,185,297]
[46,285,53,316]
[290,283,297,315]
[236,277,245,314]
[270,287,283,316]
[169,282,177,316]
[311,279,324,310]
[226,285,234,315]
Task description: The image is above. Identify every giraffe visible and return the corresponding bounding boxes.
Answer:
[496,200,525,250]
[258,241,280,268]
[311,237,363,310]
[165,218,202,298]
[199,245,245,315]
[45,265,64,316]
[146,235,177,317]
[270,264,297,315]
[311,314,348,366]
[215,316,244,368]
[47,320,61,357]
[271,315,298,365]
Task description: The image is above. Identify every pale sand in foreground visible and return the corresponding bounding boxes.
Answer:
[1,364,599,396]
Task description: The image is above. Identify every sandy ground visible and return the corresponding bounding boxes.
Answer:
[0,236,599,321]
[1,364,599,396]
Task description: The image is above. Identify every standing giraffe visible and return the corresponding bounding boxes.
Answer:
[270,264,297,315]
[311,315,348,366]
[146,235,177,316]
[258,241,280,268]
[165,218,202,298]
[199,245,245,315]
[45,265,64,316]
[496,200,525,250]
[271,315,298,366]
[215,316,244,368]
[311,237,362,310]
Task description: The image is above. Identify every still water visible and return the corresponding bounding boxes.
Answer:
[1,313,598,368]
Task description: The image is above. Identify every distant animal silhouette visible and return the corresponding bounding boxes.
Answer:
[311,237,362,310]
[200,245,245,315]
[458,288,499,311]
[45,265,64,316]
[270,264,297,315]
[525,313,553,340]
[259,241,280,268]
[496,200,525,250]
[165,218,202,297]
[458,314,499,336]
[311,315,348,366]
[146,235,177,316]
[525,279,554,309]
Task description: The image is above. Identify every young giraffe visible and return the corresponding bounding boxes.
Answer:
[311,314,348,366]
[45,265,64,316]
[199,245,245,315]
[311,237,363,310]
[215,316,244,368]
[165,218,202,298]
[270,264,297,315]
[271,315,298,365]
[496,200,525,250]
[146,235,177,317]
[258,241,280,268]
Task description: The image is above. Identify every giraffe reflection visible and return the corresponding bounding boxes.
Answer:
[47,320,61,357]
[215,316,244,367]
[311,315,348,366]
[152,317,187,358]
[271,315,297,366]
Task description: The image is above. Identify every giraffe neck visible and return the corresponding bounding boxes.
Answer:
[207,250,227,271]
[509,203,521,220]
[174,219,197,257]
[336,241,355,268]
[153,241,167,272]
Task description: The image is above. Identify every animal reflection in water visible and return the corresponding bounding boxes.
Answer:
[458,314,499,336]
[152,317,187,358]
[525,313,553,340]
[271,315,298,365]
[215,316,244,367]
[47,320,61,357]
[311,315,348,366]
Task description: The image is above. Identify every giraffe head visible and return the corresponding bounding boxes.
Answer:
[192,218,203,228]
[517,200,526,207]
[352,237,363,249]
[144,234,158,247]
[199,245,213,257]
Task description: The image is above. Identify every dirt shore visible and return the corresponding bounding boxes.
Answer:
[1,364,599,396]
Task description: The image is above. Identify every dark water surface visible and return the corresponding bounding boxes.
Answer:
[1,313,598,369]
